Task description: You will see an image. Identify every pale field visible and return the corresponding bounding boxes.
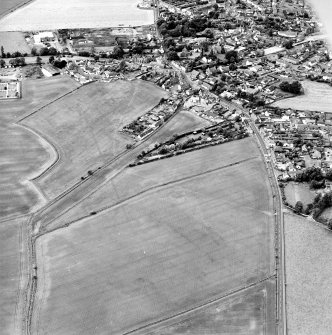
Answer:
[284,182,315,208]
[0,217,29,335]
[33,142,275,335]
[0,76,80,219]
[0,32,31,53]
[0,0,155,31]
[22,80,167,200]
[272,80,332,113]
[285,213,332,335]
[43,137,261,232]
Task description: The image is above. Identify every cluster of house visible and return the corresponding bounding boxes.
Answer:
[255,106,332,179]
[157,0,332,106]
[133,118,248,165]
[122,98,180,140]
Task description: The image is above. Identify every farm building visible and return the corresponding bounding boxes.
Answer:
[33,31,55,44]
[41,64,60,77]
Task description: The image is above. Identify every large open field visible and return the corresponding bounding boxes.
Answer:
[285,213,332,335]
[0,217,29,335]
[272,80,332,113]
[0,0,155,31]
[32,139,275,335]
[0,32,31,54]
[22,80,167,200]
[0,76,80,219]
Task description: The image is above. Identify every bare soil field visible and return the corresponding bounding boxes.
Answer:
[0,76,80,218]
[22,80,167,200]
[285,213,332,335]
[44,138,260,232]
[0,32,31,54]
[0,0,32,19]
[0,217,29,335]
[0,0,154,31]
[272,80,332,113]
[32,140,275,335]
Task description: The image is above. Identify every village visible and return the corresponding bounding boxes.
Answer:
[2,0,332,213]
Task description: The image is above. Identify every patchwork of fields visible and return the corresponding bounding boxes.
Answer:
[22,80,168,200]
[0,0,155,31]
[32,139,275,335]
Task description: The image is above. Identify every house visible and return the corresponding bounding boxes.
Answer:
[41,64,60,77]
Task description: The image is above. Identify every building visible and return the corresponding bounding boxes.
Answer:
[41,64,60,77]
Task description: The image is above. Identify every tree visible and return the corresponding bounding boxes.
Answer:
[225,50,238,63]
[283,40,293,49]
[31,47,38,56]
[328,219,332,230]
[0,59,5,68]
[294,201,303,214]
[1,45,4,58]
[167,51,179,61]
[48,47,58,55]
[280,81,303,95]
[36,56,42,65]
[112,46,124,59]
[39,47,49,56]
[49,56,55,64]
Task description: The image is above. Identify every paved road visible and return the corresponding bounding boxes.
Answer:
[223,99,287,335]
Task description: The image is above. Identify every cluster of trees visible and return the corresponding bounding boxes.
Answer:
[8,57,26,67]
[48,56,67,69]
[157,16,213,38]
[1,46,28,59]
[279,81,303,95]
[282,40,294,49]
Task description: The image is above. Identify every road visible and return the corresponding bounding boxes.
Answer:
[223,99,287,335]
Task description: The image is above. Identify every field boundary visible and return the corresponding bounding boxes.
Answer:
[122,275,275,335]
[36,155,259,237]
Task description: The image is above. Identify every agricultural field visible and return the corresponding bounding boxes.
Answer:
[22,80,167,200]
[0,217,29,335]
[0,76,80,218]
[32,140,275,335]
[272,80,332,113]
[0,0,155,31]
[144,280,276,335]
[0,0,32,19]
[0,32,31,54]
[285,213,332,335]
[284,182,316,208]
[41,137,260,232]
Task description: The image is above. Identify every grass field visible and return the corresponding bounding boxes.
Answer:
[284,182,315,208]
[0,32,31,54]
[285,213,332,335]
[44,138,261,232]
[0,217,29,335]
[0,76,80,218]
[32,139,275,335]
[22,80,167,200]
[272,80,332,113]
[0,0,154,31]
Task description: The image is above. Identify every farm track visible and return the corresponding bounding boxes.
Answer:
[36,155,259,237]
